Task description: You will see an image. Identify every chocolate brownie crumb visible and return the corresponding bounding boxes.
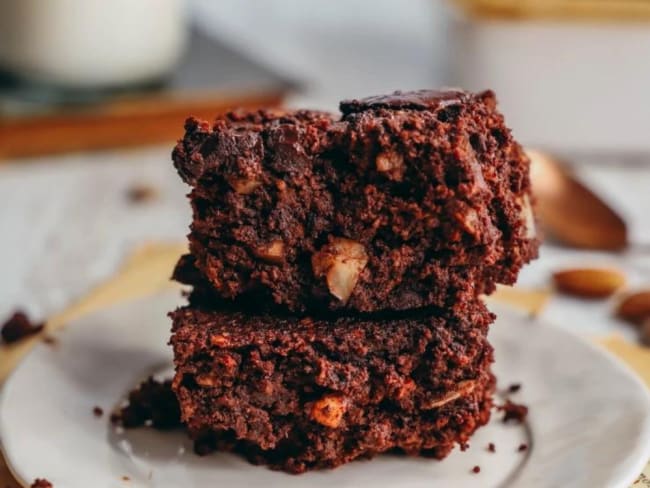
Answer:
[518,443,528,452]
[122,476,130,481]
[93,406,104,418]
[126,183,159,204]
[111,377,181,430]
[1,310,44,343]
[31,480,52,488]
[507,383,522,394]
[472,465,481,474]
[499,400,528,424]
[487,442,496,453]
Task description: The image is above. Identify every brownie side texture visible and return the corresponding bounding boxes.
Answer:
[172,90,537,313]
[170,303,495,473]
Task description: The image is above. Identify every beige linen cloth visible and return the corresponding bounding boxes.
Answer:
[1,243,648,487]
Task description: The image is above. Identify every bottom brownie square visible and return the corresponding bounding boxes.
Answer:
[170,305,495,473]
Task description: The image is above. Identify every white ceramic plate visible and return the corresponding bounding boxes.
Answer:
[1,291,649,488]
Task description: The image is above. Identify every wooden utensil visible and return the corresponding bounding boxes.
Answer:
[527,149,628,251]
[0,28,291,159]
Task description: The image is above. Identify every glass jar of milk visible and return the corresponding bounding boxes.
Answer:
[0,0,187,89]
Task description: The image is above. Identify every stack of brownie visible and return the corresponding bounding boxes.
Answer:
[169,89,538,473]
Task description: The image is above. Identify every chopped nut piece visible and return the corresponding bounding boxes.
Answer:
[228,177,261,195]
[617,290,650,324]
[253,240,285,264]
[520,195,536,239]
[210,334,230,347]
[422,380,476,410]
[553,267,626,299]
[456,207,480,235]
[196,374,219,387]
[375,150,405,181]
[310,394,346,428]
[312,238,368,303]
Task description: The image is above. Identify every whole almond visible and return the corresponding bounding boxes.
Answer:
[616,290,650,324]
[553,268,626,298]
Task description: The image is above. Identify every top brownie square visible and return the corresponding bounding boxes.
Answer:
[172,89,538,312]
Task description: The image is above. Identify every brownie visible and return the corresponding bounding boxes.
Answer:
[169,302,495,473]
[172,89,538,312]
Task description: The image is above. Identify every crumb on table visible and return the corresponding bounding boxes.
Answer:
[31,479,53,488]
[1,310,44,343]
[126,183,159,204]
[499,399,528,424]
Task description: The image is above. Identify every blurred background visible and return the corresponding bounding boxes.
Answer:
[2,0,650,342]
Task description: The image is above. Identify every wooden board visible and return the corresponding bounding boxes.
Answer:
[452,0,650,21]
[0,89,285,159]
[0,29,290,159]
